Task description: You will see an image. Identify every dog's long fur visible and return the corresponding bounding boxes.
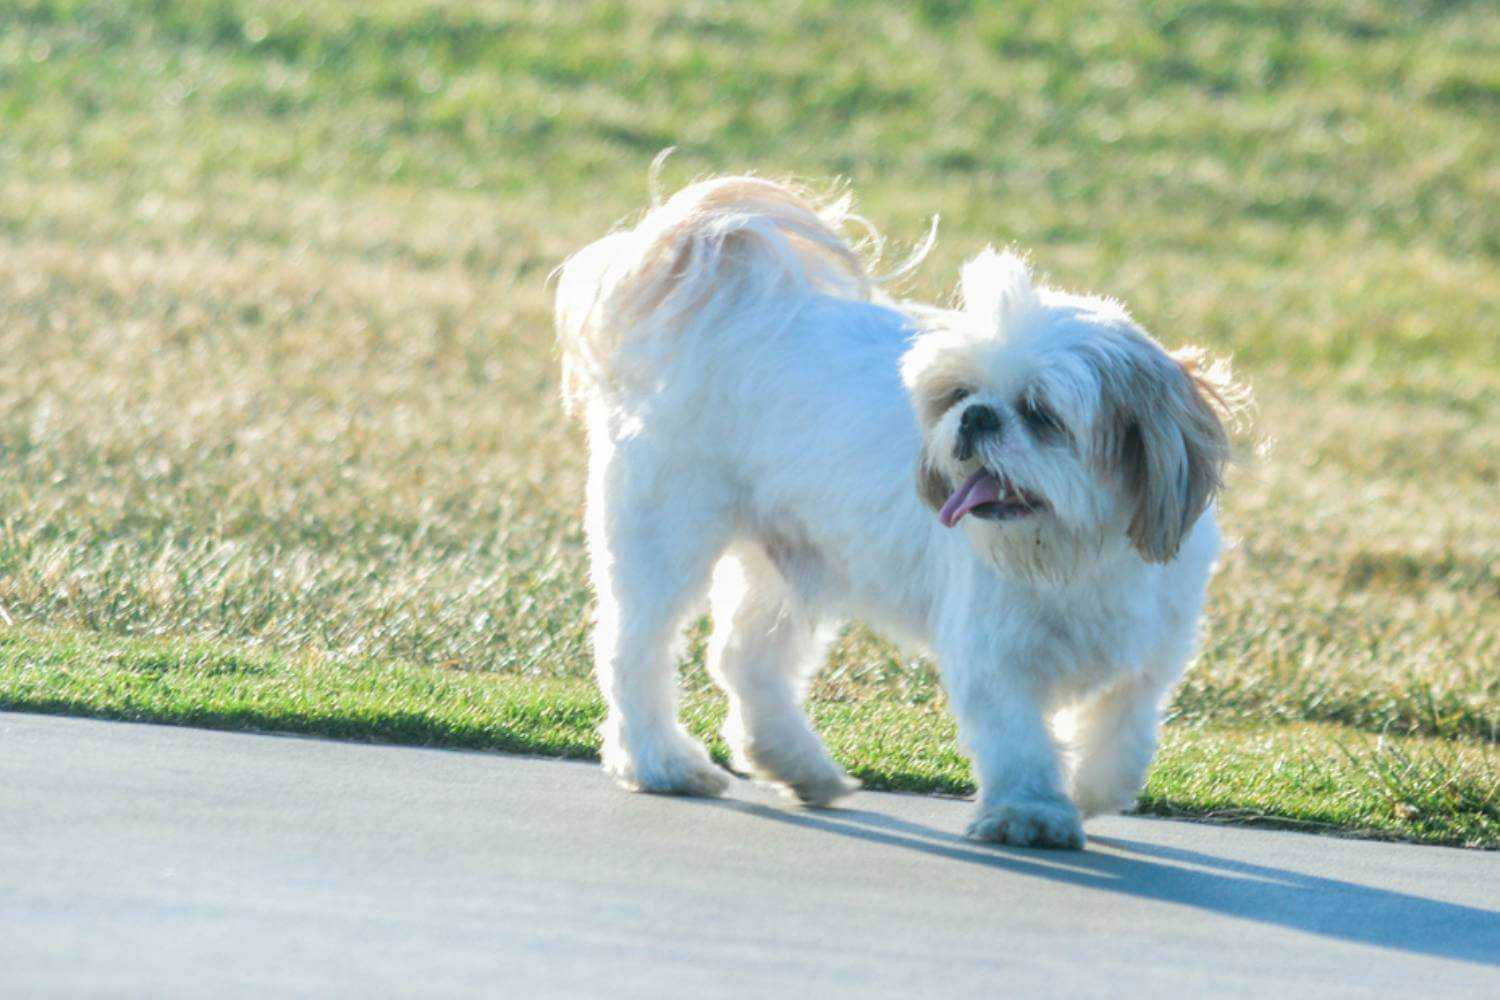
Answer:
[555,175,1246,848]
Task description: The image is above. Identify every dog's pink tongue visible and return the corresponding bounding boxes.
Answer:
[938,471,1003,528]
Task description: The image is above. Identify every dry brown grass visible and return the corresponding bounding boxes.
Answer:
[0,1,1496,845]
[2,171,1494,745]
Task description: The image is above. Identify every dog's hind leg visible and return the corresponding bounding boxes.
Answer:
[705,546,859,807]
[588,443,732,797]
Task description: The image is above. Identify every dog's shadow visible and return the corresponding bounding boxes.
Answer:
[706,796,1500,967]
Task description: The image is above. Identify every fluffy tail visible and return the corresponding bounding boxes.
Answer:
[554,176,876,416]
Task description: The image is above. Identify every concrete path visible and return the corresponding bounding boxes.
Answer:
[3,712,1496,997]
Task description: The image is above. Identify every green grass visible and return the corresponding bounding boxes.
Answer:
[4,627,1495,848]
[1,1,1496,846]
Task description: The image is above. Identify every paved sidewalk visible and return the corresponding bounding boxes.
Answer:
[3,711,1497,996]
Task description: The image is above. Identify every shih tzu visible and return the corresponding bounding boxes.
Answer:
[554,175,1245,848]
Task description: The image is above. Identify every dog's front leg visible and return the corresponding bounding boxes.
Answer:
[1067,672,1171,819]
[941,648,1084,849]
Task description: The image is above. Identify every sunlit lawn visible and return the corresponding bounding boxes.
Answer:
[1,1,1495,846]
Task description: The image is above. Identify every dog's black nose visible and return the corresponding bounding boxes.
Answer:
[960,404,1001,436]
[955,404,1001,460]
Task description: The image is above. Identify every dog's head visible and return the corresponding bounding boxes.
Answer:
[902,251,1245,583]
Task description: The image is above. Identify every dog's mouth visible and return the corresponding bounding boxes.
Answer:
[938,470,1046,528]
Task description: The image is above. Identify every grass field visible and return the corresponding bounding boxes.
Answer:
[1,1,1496,847]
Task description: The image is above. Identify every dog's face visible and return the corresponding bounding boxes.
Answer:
[903,251,1239,583]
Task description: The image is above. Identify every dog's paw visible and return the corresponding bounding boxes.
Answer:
[1070,782,1140,820]
[728,728,860,807]
[965,798,1085,850]
[1069,751,1153,819]
[783,769,862,809]
[602,730,731,798]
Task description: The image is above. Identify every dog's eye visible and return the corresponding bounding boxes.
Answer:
[1019,397,1063,436]
[941,387,972,412]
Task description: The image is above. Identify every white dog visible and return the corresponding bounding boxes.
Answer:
[554,175,1244,848]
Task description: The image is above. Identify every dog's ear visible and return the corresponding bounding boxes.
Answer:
[901,332,970,513]
[916,446,952,513]
[1107,345,1244,563]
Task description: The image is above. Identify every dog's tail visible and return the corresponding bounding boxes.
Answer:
[553,175,879,416]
